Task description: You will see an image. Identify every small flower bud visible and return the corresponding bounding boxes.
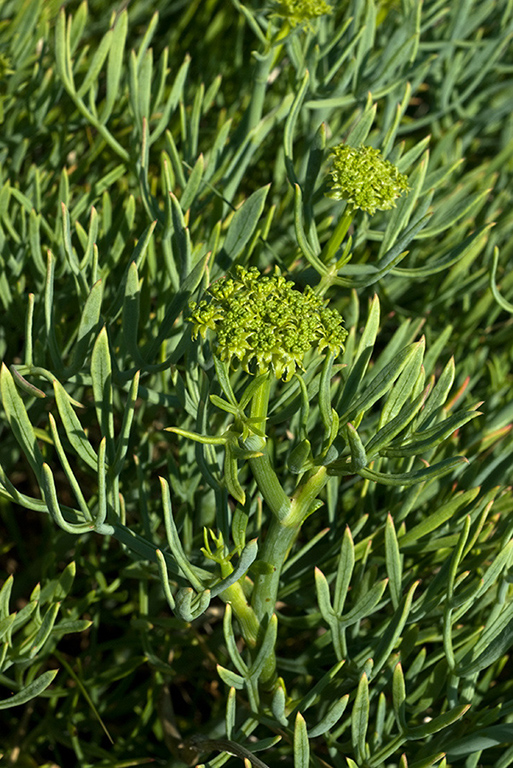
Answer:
[189,266,347,381]
[327,144,409,215]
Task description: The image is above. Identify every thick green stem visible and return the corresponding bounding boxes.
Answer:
[244,375,291,522]
[250,465,329,684]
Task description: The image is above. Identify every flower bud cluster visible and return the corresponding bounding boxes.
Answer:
[273,0,333,27]
[189,266,347,381]
[328,144,409,215]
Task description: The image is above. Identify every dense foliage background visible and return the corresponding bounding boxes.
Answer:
[1,0,513,766]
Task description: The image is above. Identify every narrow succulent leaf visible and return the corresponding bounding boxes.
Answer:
[395,225,493,278]
[0,614,15,645]
[382,411,480,457]
[48,413,92,522]
[319,350,336,435]
[175,587,211,622]
[210,539,258,598]
[355,294,380,362]
[380,339,425,426]
[217,664,245,691]
[123,262,144,366]
[0,363,44,478]
[222,185,270,263]
[77,27,113,98]
[42,463,90,534]
[304,122,326,204]
[308,695,349,737]
[345,96,377,147]
[169,192,191,278]
[339,579,388,628]
[25,602,61,658]
[226,687,236,740]
[0,669,59,710]
[159,477,205,592]
[53,379,98,470]
[352,672,370,763]
[490,246,513,313]
[379,151,428,257]
[249,614,278,681]
[288,439,313,474]
[385,514,402,609]
[101,9,127,124]
[95,437,108,529]
[10,368,45,400]
[213,357,238,406]
[446,725,513,758]
[353,457,467,486]
[155,549,176,611]
[458,598,513,676]
[111,371,140,476]
[67,278,103,373]
[294,184,325,269]
[315,567,335,622]
[407,705,470,739]
[419,188,490,238]
[90,327,114,455]
[0,577,13,620]
[271,679,289,726]
[284,71,310,184]
[365,388,427,458]
[223,603,249,676]
[474,539,513,601]
[373,580,419,675]
[334,527,355,615]
[344,422,367,470]
[181,154,205,211]
[338,343,419,425]
[55,9,74,91]
[165,426,227,446]
[209,394,239,417]
[392,663,407,733]
[151,57,191,145]
[414,358,455,430]
[293,712,309,768]
[366,213,432,284]
[399,488,480,548]
[299,660,345,713]
[224,439,246,505]
[145,251,209,361]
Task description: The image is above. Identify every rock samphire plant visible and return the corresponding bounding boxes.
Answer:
[1,0,513,766]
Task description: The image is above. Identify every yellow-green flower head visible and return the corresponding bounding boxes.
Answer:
[189,266,347,381]
[328,144,409,215]
[273,0,333,27]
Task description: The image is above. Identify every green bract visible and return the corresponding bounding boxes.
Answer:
[328,144,410,215]
[189,266,347,380]
[272,0,333,27]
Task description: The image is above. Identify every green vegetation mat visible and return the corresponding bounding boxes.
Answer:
[0,1,513,766]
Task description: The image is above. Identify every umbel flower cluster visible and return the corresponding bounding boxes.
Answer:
[189,266,347,381]
[328,143,410,215]
[273,0,333,26]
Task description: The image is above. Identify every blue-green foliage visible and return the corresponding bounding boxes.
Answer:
[0,0,513,766]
